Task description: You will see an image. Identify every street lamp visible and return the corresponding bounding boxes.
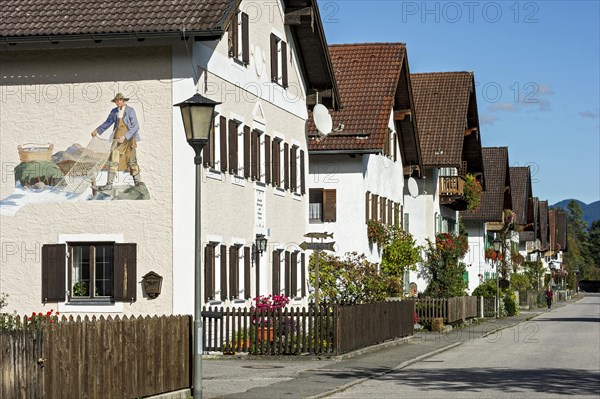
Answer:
[256,234,268,255]
[493,238,502,319]
[175,93,220,399]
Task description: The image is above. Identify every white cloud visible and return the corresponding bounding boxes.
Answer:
[488,102,518,113]
[480,114,498,125]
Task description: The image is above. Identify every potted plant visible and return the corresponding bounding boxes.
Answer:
[251,294,290,342]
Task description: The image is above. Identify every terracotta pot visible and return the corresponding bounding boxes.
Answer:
[257,326,275,342]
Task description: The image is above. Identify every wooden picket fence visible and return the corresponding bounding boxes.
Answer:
[415,296,480,324]
[0,315,191,399]
[202,301,415,356]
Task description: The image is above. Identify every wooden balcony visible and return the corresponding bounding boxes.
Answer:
[439,175,467,210]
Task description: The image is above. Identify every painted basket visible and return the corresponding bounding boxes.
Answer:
[17,143,54,162]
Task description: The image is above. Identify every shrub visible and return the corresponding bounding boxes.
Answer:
[473,280,497,298]
[464,174,482,211]
[503,291,519,316]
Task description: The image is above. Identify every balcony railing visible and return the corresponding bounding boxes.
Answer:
[439,176,467,210]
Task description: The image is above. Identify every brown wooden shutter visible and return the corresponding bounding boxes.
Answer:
[205,129,214,168]
[113,243,137,302]
[381,198,387,224]
[284,251,291,297]
[284,142,289,190]
[281,41,288,88]
[301,253,306,297]
[395,203,400,227]
[228,15,235,58]
[232,12,239,58]
[264,135,271,184]
[272,250,280,295]
[323,189,337,222]
[229,246,239,299]
[204,244,214,301]
[272,140,280,187]
[388,200,393,225]
[270,33,278,82]
[220,116,227,173]
[300,150,306,194]
[372,194,378,221]
[220,244,228,300]
[393,133,398,162]
[244,247,251,298]
[365,191,371,223]
[228,119,238,175]
[243,125,251,179]
[255,247,260,296]
[41,243,66,303]
[290,145,297,192]
[291,252,298,297]
[241,12,250,64]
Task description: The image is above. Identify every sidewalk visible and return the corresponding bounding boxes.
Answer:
[199,298,576,399]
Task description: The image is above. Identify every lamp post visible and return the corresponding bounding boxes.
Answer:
[493,238,502,319]
[175,93,220,399]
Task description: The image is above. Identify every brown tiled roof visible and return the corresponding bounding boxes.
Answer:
[309,43,406,152]
[539,200,549,249]
[411,72,473,167]
[510,167,532,225]
[461,147,510,222]
[1,0,236,38]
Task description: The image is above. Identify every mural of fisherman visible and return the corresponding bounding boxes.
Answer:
[91,92,143,191]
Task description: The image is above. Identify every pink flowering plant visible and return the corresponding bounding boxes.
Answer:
[435,233,469,260]
[367,219,389,246]
[251,294,290,326]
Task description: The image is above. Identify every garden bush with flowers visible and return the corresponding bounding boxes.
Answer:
[0,293,60,330]
[422,233,469,298]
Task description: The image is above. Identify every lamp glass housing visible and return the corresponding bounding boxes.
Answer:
[493,239,502,252]
[175,94,220,142]
[256,236,268,253]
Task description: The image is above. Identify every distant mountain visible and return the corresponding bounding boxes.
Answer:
[552,199,600,226]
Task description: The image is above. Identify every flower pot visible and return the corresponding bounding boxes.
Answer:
[257,326,275,342]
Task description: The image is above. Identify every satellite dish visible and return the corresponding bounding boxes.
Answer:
[254,46,263,76]
[313,104,333,135]
[408,177,419,198]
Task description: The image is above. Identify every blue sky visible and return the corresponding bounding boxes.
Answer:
[318,0,600,205]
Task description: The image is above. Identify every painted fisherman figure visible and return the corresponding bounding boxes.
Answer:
[91,93,142,191]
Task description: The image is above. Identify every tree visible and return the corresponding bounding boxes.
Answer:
[563,200,599,282]
[380,227,422,295]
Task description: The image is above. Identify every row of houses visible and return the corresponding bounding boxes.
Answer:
[0,0,566,317]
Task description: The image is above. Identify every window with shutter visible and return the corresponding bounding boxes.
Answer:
[272,250,280,295]
[270,33,288,88]
[220,244,228,300]
[228,119,239,175]
[283,142,289,190]
[300,150,306,194]
[204,244,215,301]
[243,126,251,179]
[42,244,66,303]
[284,251,291,297]
[244,247,251,299]
[323,189,337,222]
[229,246,239,299]
[229,11,249,65]
[251,130,262,181]
[290,145,297,192]
[309,189,323,222]
[264,135,271,184]
[48,242,137,304]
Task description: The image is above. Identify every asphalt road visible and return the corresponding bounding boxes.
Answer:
[329,294,600,399]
